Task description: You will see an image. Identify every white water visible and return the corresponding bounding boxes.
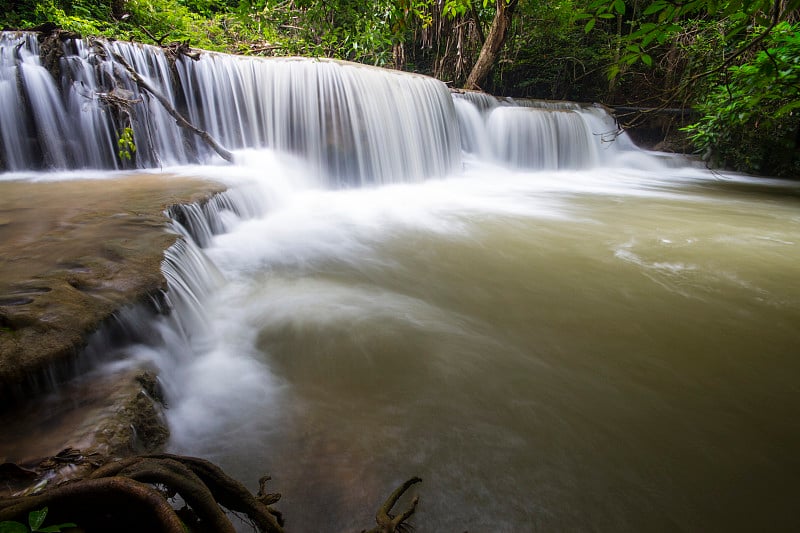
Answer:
[0,34,460,184]
[142,152,800,532]
[3,32,800,531]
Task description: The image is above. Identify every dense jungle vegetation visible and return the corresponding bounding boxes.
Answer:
[1,0,799,178]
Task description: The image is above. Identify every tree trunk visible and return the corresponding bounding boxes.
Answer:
[463,0,519,91]
[111,0,127,20]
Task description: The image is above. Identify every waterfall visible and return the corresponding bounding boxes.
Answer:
[0,30,666,402]
[0,30,665,401]
[0,31,655,183]
[0,32,461,185]
[10,31,789,533]
[452,91,641,170]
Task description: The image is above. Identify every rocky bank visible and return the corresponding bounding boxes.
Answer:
[0,174,225,485]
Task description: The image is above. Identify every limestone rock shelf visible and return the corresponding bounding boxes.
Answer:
[0,174,224,402]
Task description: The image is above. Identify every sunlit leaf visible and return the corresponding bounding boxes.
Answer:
[643,1,667,15]
[29,508,48,531]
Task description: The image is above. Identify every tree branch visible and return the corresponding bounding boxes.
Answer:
[104,46,234,163]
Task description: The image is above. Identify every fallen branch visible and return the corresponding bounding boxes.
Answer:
[163,41,201,61]
[101,45,234,163]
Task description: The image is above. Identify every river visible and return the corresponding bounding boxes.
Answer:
[154,153,800,532]
[2,32,800,531]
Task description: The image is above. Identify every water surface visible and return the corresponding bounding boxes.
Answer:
[165,159,800,532]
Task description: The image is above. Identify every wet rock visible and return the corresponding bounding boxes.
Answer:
[0,367,169,496]
[0,174,225,405]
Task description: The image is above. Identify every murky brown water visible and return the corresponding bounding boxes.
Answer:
[3,168,800,532]
[163,169,800,532]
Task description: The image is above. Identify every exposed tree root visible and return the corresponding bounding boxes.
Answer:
[364,476,422,533]
[0,477,186,533]
[90,454,284,533]
[89,454,283,533]
[0,454,280,533]
[0,454,422,533]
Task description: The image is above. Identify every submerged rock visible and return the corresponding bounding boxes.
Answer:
[0,367,169,496]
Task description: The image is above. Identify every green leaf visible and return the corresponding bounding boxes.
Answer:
[0,522,28,533]
[775,99,800,117]
[641,53,653,66]
[587,0,611,10]
[641,31,658,47]
[643,1,666,15]
[38,524,78,533]
[584,18,596,33]
[29,508,48,531]
[613,0,625,14]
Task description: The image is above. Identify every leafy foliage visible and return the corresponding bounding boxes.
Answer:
[237,0,433,65]
[684,21,800,176]
[489,0,612,100]
[583,0,800,177]
[117,126,137,162]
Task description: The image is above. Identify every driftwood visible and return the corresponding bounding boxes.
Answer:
[0,453,422,533]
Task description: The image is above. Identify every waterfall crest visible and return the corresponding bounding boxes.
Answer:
[0,32,461,185]
[0,31,655,183]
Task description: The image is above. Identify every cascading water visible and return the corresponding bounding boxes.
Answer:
[452,91,643,169]
[1,32,648,181]
[2,31,799,533]
[0,33,461,184]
